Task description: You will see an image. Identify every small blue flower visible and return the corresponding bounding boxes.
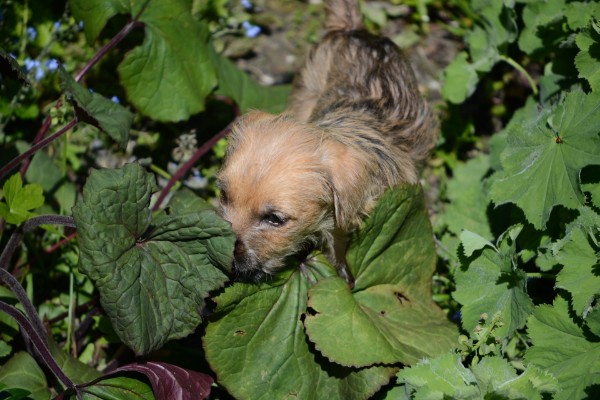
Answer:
[34,67,45,80]
[53,21,62,31]
[23,57,39,71]
[110,96,120,104]
[78,21,84,29]
[242,21,261,38]
[241,0,253,10]
[26,26,37,41]
[45,59,59,71]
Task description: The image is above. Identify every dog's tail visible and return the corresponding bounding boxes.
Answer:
[326,0,363,31]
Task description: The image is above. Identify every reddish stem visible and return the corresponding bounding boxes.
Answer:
[45,232,77,254]
[0,119,78,181]
[152,123,233,211]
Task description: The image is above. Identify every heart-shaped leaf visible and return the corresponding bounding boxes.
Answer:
[73,163,234,355]
[304,185,458,367]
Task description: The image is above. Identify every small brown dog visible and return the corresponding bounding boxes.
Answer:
[217,0,437,280]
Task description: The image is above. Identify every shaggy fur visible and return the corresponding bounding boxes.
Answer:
[217,0,438,279]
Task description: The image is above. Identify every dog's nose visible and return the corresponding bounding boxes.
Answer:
[234,240,246,257]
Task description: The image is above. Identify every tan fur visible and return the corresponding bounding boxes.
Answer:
[217,0,438,279]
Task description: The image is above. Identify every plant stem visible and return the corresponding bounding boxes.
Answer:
[0,301,77,392]
[152,120,235,211]
[0,119,78,181]
[74,19,144,82]
[500,55,539,95]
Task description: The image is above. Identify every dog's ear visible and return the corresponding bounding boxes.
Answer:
[322,139,369,232]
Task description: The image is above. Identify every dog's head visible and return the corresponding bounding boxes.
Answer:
[217,111,369,278]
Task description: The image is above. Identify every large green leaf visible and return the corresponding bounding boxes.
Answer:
[453,225,534,338]
[490,90,600,229]
[210,49,291,114]
[73,163,234,355]
[525,296,600,400]
[59,66,132,147]
[204,256,395,400]
[304,186,458,367]
[69,0,216,121]
[0,352,50,400]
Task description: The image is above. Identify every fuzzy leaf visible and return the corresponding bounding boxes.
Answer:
[0,173,44,225]
[398,353,479,399]
[575,29,600,92]
[73,163,234,355]
[460,230,495,258]
[454,225,534,338]
[304,186,457,367]
[204,256,395,400]
[69,0,217,121]
[442,52,479,104]
[437,155,492,239]
[59,66,132,147]
[518,0,565,55]
[525,296,600,400]
[490,90,600,229]
[0,352,50,400]
[555,227,600,315]
[399,353,558,399]
[210,49,290,114]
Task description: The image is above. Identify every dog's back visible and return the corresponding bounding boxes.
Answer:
[290,0,437,185]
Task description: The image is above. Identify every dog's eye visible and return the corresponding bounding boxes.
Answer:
[261,212,286,227]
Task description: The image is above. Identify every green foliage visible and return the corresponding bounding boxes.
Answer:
[204,186,453,399]
[525,296,600,400]
[1,0,600,398]
[0,173,44,225]
[490,90,600,229]
[59,66,133,146]
[304,186,457,367]
[73,163,235,355]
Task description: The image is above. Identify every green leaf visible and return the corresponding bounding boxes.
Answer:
[204,257,396,400]
[0,352,50,400]
[59,66,132,147]
[73,163,234,355]
[79,376,155,400]
[555,227,600,315]
[0,48,30,86]
[454,225,534,338]
[437,155,493,241]
[304,186,457,367]
[0,173,44,225]
[442,52,479,104]
[565,1,600,30]
[460,230,496,258]
[525,296,600,400]
[490,90,600,229]
[70,0,217,121]
[210,48,291,114]
[398,353,479,399]
[518,0,566,55]
[399,353,558,400]
[575,29,600,92]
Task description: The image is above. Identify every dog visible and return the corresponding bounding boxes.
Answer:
[217,0,437,281]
